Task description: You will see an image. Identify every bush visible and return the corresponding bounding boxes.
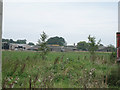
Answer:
[107,65,120,87]
[110,52,117,63]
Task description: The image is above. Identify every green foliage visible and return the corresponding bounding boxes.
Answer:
[77,41,89,51]
[2,39,27,44]
[108,65,120,87]
[88,35,101,62]
[38,31,49,60]
[16,39,27,44]
[9,39,14,43]
[110,52,117,63]
[2,51,118,88]
[106,44,116,52]
[47,36,66,46]
[88,35,101,53]
[28,42,34,46]
[2,39,11,43]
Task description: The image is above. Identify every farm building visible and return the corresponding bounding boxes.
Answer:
[48,45,64,52]
[9,43,31,50]
[2,42,9,50]
[27,45,64,52]
[2,42,77,52]
[64,45,77,52]
[98,46,106,52]
[48,45,77,52]
[27,45,77,52]
[27,46,40,51]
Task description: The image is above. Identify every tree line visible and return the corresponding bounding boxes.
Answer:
[2,32,116,52]
[37,32,116,61]
[2,36,66,46]
[2,39,34,45]
[77,41,116,52]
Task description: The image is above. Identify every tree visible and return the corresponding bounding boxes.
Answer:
[99,44,104,47]
[106,44,116,52]
[2,39,15,43]
[2,38,28,44]
[28,42,34,46]
[38,31,49,60]
[9,39,14,43]
[16,39,27,44]
[2,39,10,43]
[47,36,66,46]
[77,41,89,51]
[88,35,101,62]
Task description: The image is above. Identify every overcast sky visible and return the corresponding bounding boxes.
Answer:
[2,0,118,46]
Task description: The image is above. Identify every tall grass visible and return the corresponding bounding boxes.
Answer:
[2,51,119,88]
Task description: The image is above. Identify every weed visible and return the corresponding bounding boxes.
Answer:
[2,51,118,88]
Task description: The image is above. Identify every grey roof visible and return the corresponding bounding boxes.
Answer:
[98,46,106,50]
[27,46,40,50]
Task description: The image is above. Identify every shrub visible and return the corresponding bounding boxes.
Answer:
[107,65,120,87]
[38,31,49,60]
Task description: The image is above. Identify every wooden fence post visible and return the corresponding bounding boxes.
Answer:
[0,0,3,89]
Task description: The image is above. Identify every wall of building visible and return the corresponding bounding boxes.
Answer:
[9,44,31,50]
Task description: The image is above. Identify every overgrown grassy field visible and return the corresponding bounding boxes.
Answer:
[2,51,120,88]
